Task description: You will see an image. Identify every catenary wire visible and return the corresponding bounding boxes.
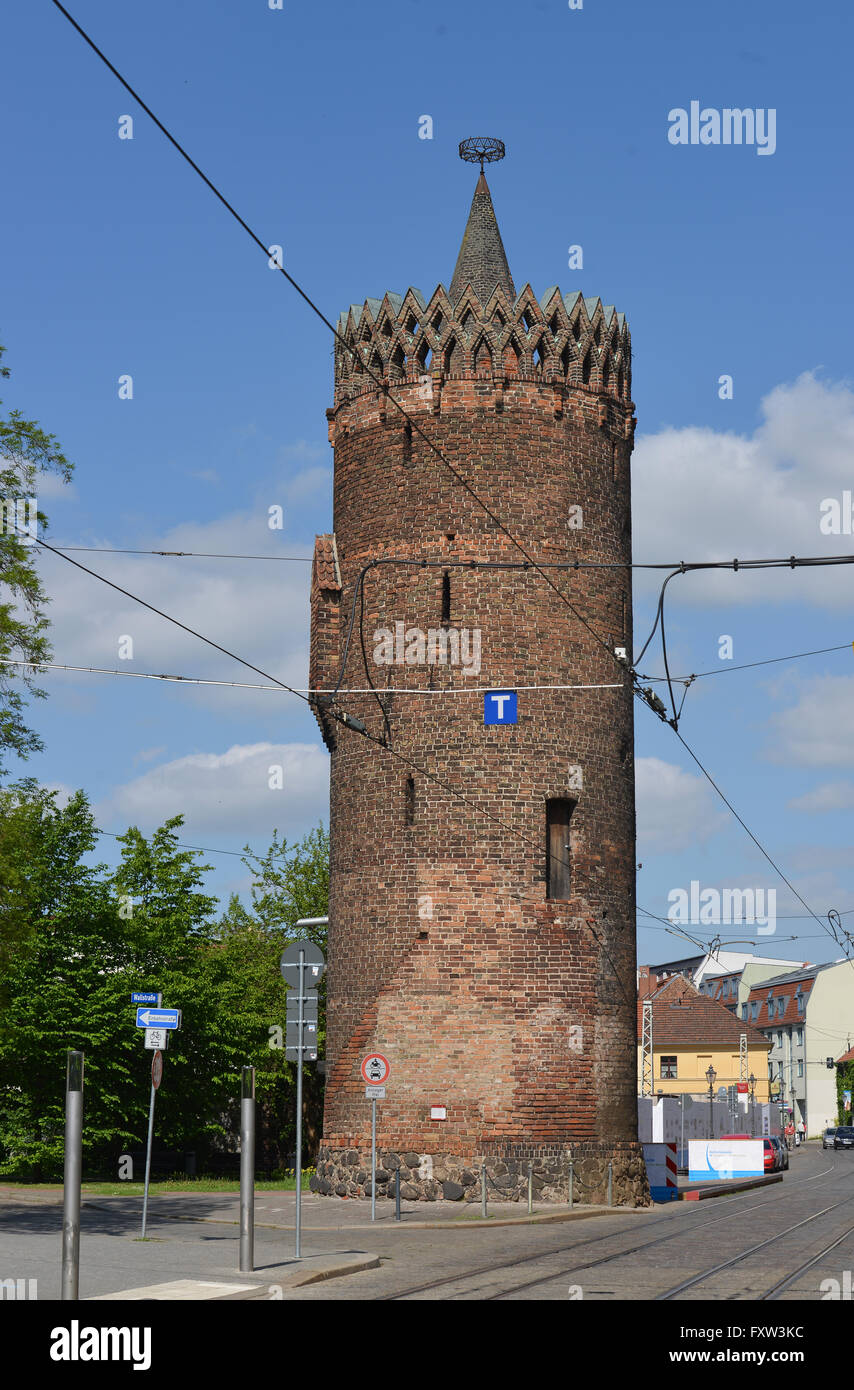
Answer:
[47,0,631,686]
[42,3,850,969]
[21,547,619,978]
[0,657,623,694]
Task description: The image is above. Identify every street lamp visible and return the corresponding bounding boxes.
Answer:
[706,1063,717,1139]
[749,1073,756,1138]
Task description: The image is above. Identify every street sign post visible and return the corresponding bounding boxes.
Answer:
[61,1050,84,1301]
[280,940,326,986]
[286,1020,319,1058]
[280,939,326,1258]
[239,1066,255,1273]
[361,1055,391,1221]
[360,1054,390,1085]
[135,1003,178,1238]
[286,994,319,1024]
[135,1007,181,1030]
[141,1054,160,1239]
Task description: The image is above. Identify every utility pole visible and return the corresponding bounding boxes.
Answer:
[61,1050,84,1301]
[641,1000,653,1098]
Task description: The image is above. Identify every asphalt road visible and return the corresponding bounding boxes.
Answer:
[2,1143,852,1301]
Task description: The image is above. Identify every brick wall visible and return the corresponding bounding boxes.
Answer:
[309,286,640,1196]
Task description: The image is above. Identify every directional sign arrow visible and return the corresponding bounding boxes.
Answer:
[136,1007,182,1030]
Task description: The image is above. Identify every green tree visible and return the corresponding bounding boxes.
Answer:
[837,1056,854,1125]
[0,796,331,1179]
[241,825,330,1154]
[0,344,74,770]
[0,786,128,1177]
[241,824,329,944]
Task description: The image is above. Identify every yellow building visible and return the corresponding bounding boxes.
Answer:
[638,971,772,1102]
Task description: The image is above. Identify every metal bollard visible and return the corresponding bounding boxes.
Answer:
[480,1162,487,1218]
[527,1161,533,1215]
[239,1066,255,1273]
[61,1050,84,1301]
[607,1160,613,1207]
[395,1166,401,1221]
[568,1156,574,1209]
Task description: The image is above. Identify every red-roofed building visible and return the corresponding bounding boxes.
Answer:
[637,971,771,1102]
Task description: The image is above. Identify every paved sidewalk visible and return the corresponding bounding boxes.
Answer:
[81,1188,651,1231]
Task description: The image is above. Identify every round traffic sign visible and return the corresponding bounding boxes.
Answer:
[151,1050,163,1090]
[280,939,326,985]
[360,1053,390,1085]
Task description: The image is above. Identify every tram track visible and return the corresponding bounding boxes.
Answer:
[378,1156,850,1302]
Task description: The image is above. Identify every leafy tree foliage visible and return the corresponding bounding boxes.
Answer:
[0,344,73,771]
[0,791,328,1178]
[241,825,330,1150]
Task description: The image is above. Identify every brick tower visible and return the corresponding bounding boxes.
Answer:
[309,144,648,1205]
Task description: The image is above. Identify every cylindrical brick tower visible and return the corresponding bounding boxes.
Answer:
[309,155,648,1205]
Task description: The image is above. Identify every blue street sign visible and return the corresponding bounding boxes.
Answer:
[484,690,517,725]
[135,1007,181,1030]
[131,992,162,1005]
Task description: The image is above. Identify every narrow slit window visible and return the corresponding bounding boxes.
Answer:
[546,798,575,899]
[405,776,415,826]
[441,570,451,624]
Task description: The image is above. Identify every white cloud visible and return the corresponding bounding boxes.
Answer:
[278,440,327,466]
[133,745,167,765]
[285,465,332,504]
[636,756,728,853]
[633,371,854,609]
[767,674,854,767]
[38,508,315,707]
[97,741,329,840]
[787,781,854,813]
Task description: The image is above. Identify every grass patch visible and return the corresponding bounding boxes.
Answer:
[2,1172,314,1196]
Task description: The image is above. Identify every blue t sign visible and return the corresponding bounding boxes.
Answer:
[484,690,517,725]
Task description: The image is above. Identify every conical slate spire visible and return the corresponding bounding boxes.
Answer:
[449,171,515,307]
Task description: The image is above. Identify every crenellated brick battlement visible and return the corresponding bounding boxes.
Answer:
[333,283,633,409]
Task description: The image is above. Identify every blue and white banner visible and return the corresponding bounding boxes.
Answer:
[688,1139,764,1181]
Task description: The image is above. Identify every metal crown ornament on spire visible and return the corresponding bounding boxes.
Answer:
[458,136,506,172]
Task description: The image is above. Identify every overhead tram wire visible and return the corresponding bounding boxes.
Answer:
[635,558,854,726]
[670,725,854,970]
[47,0,854,704]
[21,546,842,974]
[25,540,631,998]
[47,3,848,978]
[29,533,316,709]
[0,657,623,695]
[47,0,631,690]
[639,640,853,685]
[52,546,314,561]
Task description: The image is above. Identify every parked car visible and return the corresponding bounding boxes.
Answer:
[769,1135,789,1170]
[823,1127,837,1150]
[833,1125,854,1151]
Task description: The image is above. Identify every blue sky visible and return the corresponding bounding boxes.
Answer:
[2,0,853,967]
